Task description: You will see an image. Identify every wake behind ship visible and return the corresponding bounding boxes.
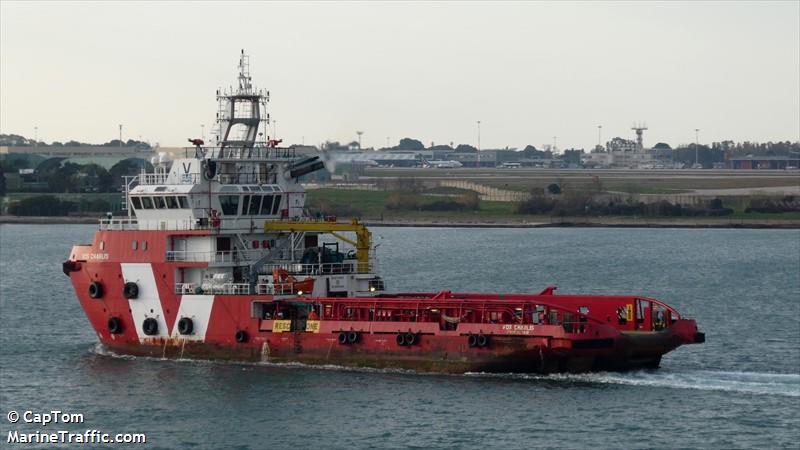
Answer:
[63,51,704,373]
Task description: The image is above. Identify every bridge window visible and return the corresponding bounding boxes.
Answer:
[178,196,189,208]
[260,195,274,215]
[141,197,153,209]
[154,196,166,209]
[242,195,251,215]
[165,196,179,209]
[219,195,239,215]
[271,195,282,215]
[249,195,261,215]
[131,196,142,210]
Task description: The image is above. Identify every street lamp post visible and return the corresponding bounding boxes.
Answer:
[695,128,700,168]
[476,120,481,168]
[597,125,602,150]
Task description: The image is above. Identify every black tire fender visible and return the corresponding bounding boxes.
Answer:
[142,318,159,336]
[235,330,248,343]
[123,282,139,299]
[88,282,103,299]
[107,317,123,334]
[177,317,194,335]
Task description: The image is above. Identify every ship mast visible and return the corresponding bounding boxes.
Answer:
[215,49,269,150]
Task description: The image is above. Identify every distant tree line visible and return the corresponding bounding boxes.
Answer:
[6,195,114,216]
[0,157,153,195]
[0,133,151,149]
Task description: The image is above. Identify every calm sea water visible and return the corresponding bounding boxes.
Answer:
[1,224,798,449]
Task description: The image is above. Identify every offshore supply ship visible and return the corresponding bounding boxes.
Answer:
[63,52,704,373]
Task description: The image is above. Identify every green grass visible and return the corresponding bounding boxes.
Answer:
[306,189,392,217]
[306,188,514,220]
[307,188,800,222]
[365,167,799,193]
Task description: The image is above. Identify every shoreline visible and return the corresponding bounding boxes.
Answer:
[1,215,798,229]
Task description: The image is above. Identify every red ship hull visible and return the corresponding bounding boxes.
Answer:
[65,234,703,374]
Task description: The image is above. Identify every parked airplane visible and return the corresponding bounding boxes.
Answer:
[421,158,463,168]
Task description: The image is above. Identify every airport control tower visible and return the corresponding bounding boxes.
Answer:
[631,123,648,153]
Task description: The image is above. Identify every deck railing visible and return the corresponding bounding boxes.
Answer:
[166,249,264,263]
[100,218,200,231]
[260,261,373,275]
[175,282,302,296]
[196,146,298,161]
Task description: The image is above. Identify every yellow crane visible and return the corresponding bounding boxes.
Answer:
[264,219,372,272]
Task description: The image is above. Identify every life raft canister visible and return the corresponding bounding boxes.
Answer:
[88,282,104,299]
[123,282,139,299]
[142,318,159,336]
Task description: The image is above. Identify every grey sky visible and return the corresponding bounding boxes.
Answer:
[1,1,798,150]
